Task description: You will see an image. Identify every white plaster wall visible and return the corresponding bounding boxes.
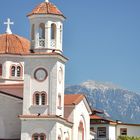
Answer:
[109,125,116,140]
[0,56,24,84]
[0,93,22,139]
[117,124,140,137]
[21,119,72,140]
[23,56,65,116]
[69,100,90,140]
[56,122,72,140]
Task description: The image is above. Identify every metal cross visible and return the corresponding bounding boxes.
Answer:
[4,18,14,34]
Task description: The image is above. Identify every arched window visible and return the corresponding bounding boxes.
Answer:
[39,23,45,39]
[35,93,40,105]
[10,65,22,77]
[78,122,84,140]
[17,66,21,77]
[11,66,16,76]
[32,133,39,140]
[40,133,46,140]
[32,133,46,140]
[51,23,56,40]
[60,25,62,43]
[41,93,46,105]
[34,92,47,106]
[58,95,61,109]
[31,24,35,40]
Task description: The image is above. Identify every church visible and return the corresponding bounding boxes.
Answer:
[0,0,94,140]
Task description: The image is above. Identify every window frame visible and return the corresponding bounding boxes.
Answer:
[120,128,127,136]
[33,92,47,106]
[10,64,22,78]
[97,127,106,138]
[32,133,46,140]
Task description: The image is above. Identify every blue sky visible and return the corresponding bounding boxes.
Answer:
[1,0,140,93]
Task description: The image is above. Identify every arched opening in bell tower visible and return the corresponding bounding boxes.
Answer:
[50,23,56,48]
[39,23,45,47]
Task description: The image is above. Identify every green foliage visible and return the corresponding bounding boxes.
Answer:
[118,136,140,140]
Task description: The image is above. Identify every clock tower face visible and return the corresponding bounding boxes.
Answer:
[34,68,48,82]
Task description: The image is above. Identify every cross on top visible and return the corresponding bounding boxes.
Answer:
[4,18,14,34]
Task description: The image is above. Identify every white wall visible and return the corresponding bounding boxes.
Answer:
[0,93,22,139]
[23,56,66,117]
[65,100,91,140]
[0,55,24,84]
[21,119,72,140]
[109,125,116,140]
[117,124,140,137]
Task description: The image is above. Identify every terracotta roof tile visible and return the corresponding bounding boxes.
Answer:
[64,94,85,105]
[90,114,103,120]
[27,2,65,18]
[0,83,23,99]
[0,34,30,54]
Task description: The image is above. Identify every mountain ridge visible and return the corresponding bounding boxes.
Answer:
[65,80,140,124]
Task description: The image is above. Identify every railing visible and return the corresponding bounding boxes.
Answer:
[39,39,45,47]
[50,39,56,48]
[32,39,56,48]
[31,40,35,47]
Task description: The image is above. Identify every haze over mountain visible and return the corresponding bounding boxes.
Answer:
[65,80,140,124]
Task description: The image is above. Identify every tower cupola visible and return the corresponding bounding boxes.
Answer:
[27,0,65,54]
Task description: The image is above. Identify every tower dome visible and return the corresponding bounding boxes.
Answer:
[0,34,30,55]
[27,1,65,18]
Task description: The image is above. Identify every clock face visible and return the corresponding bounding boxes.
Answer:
[34,68,48,82]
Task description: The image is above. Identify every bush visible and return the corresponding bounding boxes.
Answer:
[118,136,140,140]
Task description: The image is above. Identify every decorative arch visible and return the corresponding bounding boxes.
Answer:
[58,67,63,84]
[78,115,87,140]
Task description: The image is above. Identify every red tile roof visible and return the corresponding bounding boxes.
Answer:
[27,2,65,18]
[64,94,85,105]
[90,114,103,120]
[0,34,30,55]
[0,83,23,99]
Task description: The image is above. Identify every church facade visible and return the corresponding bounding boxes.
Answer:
[0,0,93,140]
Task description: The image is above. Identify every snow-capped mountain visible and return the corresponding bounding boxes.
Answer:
[65,80,140,124]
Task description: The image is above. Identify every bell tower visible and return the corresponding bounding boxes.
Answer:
[20,1,69,139]
[28,0,65,54]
